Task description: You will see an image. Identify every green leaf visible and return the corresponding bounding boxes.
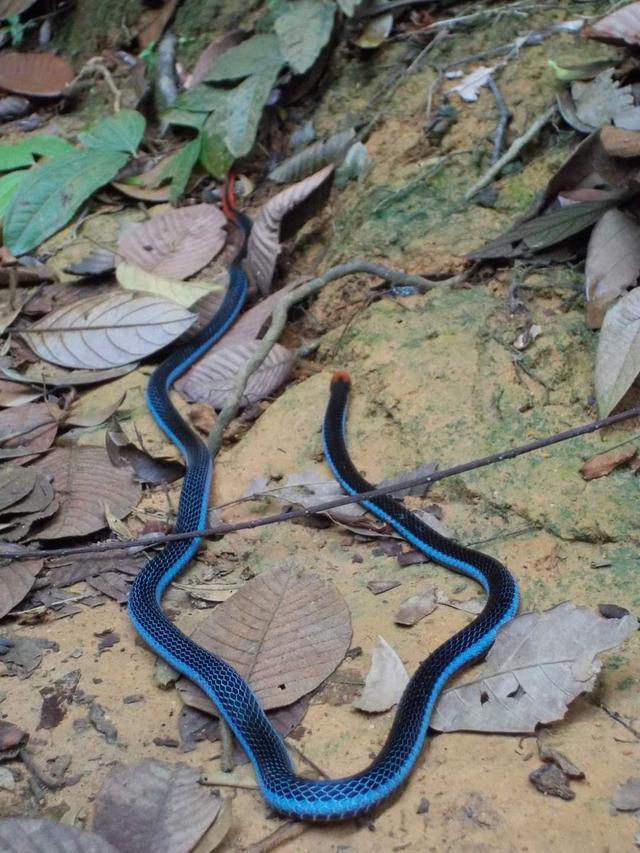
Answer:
[336,0,362,15]
[163,108,207,131]
[170,84,226,113]
[222,67,280,158]
[79,109,145,155]
[154,136,202,204]
[0,169,27,221]
[275,0,335,74]
[205,33,283,81]
[0,135,75,172]
[200,115,234,178]
[4,150,128,256]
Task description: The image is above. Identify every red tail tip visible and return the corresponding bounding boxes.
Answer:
[332,370,351,389]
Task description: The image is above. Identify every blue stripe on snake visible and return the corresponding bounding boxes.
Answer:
[128,192,520,822]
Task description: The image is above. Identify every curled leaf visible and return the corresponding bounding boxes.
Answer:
[269,128,355,183]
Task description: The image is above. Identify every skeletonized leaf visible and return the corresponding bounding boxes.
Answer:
[79,109,145,155]
[275,0,335,74]
[4,150,128,256]
[595,287,640,414]
[116,262,224,308]
[21,291,195,369]
[118,204,226,279]
[31,445,141,539]
[585,208,640,328]
[269,129,355,183]
[246,165,334,294]
[177,340,294,410]
[177,566,351,711]
[431,603,638,733]
[0,820,117,853]
[0,52,74,97]
[0,558,42,618]
[93,760,221,853]
[353,636,409,712]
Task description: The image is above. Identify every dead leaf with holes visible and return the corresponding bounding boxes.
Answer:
[20,291,195,370]
[430,602,638,733]
[117,205,226,280]
[176,566,351,712]
[92,760,222,853]
[30,445,141,539]
[246,165,334,294]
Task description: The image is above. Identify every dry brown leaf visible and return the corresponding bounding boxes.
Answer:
[580,445,637,479]
[31,445,141,539]
[0,399,63,462]
[246,166,334,294]
[585,2,640,46]
[431,602,638,733]
[177,566,351,711]
[21,291,195,370]
[353,636,409,713]
[584,208,640,328]
[0,557,42,619]
[0,464,36,511]
[612,777,640,811]
[93,760,221,853]
[118,205,226,280]
[0,819,117,853]
[600,124,640,158]
[137,0,180,49]
[0,52,74,97]
[177,341,295,410]
[394,588,437,626]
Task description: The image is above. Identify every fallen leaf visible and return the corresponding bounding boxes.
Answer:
[137,0,180,49]
[0,819,117,853]
[275,0,335,74]
[580,445,637,479]
[529,764,575,800]
[116,262,224,308]
[246,165,334,294]
[430,602,637,733]
[0,464,36,511]
[353,635,409,712]
[538,737,585,778]
[600,124,640,158]
[66,393,126,428]
[0,720,28,757]
[367,579,401,594]
[176,566,351,711]
[4,150,128,256]
[38,669,80,729]
[269,129,355,183]
[0,557,41,619]
[584,208,640,328]
[190,798,232,853]
[64,248,117,277]
[595,287,640,414]
[571,70,634,129]
[394,588,437,626]
[93,760,222,853]
[249,468,364,518]
[31,445,141,539]
[434,589,485,615]
[585,3,640,47]
[0,52,74,97]
[118,205,226,280]
[353,12,393,48]
[3,473,54,515]
[2,364,138,388]
[21,291,195,370]
[448,66,496,102]
[106,427,185,485]
[187,31,246,90]
[379,461,438,499]
[221,66,281,158]
[612,776,640,811]
[0,399,63,462]
[204,33,283,82]
[177,340,294,410]
[79,109,145,155]
[0,634,52,678]
[46,552,144,587]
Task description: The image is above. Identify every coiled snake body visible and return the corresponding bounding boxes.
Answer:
[128,190,520,821]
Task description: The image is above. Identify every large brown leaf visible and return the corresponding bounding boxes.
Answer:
[246,166,334,294]
[177,566,351,711]
[93,760,221,853]
[0,464,36,512]
[21,291,195,369]
[0,53,74,97]
[177,340,294,410]
[585,2,640,46]
[118,205,226,280]
[0,820,117,853]
[0,399,63,462]
[31,446,141,539]
[0,557,42,619]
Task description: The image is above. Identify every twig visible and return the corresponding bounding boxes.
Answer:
[4,404,640,562]
[486,75,512,165]
[599,704,640,739]
[244,821,308,853]
[465,103,558,200]
[206,262,452,458]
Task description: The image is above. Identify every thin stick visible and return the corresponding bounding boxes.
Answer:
[206,262,454,458]
[4,404,639,562]
[486,76,512,165]
[465,103,558,200]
